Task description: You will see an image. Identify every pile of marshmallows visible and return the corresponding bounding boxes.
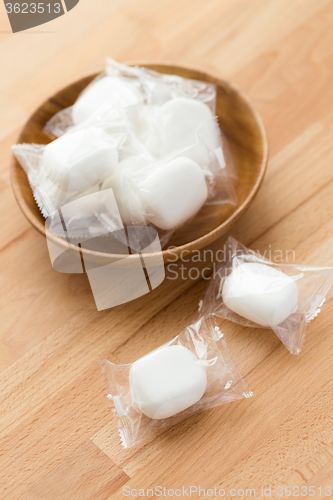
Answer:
[42,73,224,231]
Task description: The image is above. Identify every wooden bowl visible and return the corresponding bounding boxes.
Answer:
[10,63,268,264]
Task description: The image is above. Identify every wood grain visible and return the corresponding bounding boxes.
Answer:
[19,440,129,500]
[1,0,333,499]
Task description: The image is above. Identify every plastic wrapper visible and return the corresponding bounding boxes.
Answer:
[12,123,125,219]
[13,102,236,250]
[44,188,126,242]
[43,94,131,140]
[14,58,237,250]
[199,237,333,354]
[98,118,236,250]
[106,58,217,111]
[43,58,217,139]
[46,201,165,310]
[105,120,236,213]
[101,314,252,448]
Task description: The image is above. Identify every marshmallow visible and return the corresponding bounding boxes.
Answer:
[159,98,220,165]
[102,156,149,225]
[72,76,143,125]
[130,345,207,419]
[117,156,150,172]
[136,105,161,157]
[141,157,208,230]
[222,262,299,327]
[43,127,118,192]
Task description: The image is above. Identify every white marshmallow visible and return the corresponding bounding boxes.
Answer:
[222,262,299,327]
[117,156,150,172]
[102,157,149,225]
[136,105,161,157]
[72,76,143,125]
[43,127,118,192]
[141,157,208,230]
[159,97,220,165]
[130,345,207,419]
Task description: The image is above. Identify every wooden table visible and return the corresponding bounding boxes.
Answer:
[1,1,333,498]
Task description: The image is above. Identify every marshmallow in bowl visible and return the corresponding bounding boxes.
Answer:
[43,127,118,192]
[102,156,149,225]
[222,262,299,327]
[72,76,143,125]
[141,156,208,230]
[117,155,150,172]
[159,98,220,162]
[135,105,162,157]
[130,345,207,419]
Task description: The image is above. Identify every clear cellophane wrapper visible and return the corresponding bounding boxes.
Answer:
[199,237,333,354]
[101,314,252,448]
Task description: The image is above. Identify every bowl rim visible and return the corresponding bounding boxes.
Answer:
[10,62,268,264]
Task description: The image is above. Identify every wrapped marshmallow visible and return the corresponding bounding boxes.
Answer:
[12,125,120,216]
[43,127,118,191]
[129,105,162,157]
[130,98,222,167]
[101,154,208,230]
[101,315,252,448]
[159,97,220,156]
[44,102,130,140]
[43,59,217,139]
[130,345,207,419]
[72,76,143,125]
[101,156,149,226]
[95,120,235,233]
[140,156,208,230]
[222,262,299,327]
[199,237,333,354]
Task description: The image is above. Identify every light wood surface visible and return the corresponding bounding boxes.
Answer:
[10,65,268,263]
[1,1,333,499]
